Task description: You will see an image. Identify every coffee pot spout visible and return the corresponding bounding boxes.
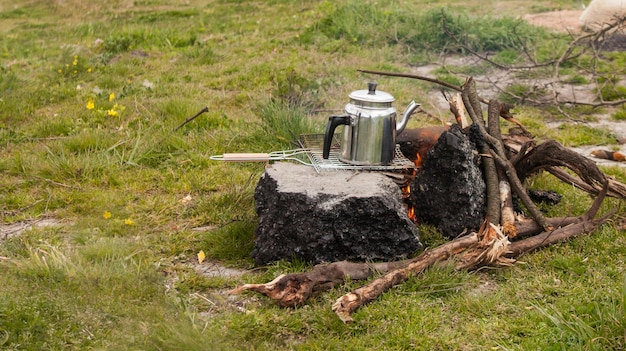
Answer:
[396,100,420,135]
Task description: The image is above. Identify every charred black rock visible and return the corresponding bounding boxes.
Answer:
[408,124,486,239]
[528,189,562,205]
[252,162,422,265]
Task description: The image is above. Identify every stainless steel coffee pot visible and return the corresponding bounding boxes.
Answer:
[322,82,420,165]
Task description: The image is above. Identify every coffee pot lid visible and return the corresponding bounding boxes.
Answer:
[349,82,394,104]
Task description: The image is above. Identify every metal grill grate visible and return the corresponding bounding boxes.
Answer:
[298,134,416,173]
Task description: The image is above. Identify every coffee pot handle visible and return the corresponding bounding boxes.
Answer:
[322,115,350,159]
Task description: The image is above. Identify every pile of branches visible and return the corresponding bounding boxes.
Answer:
[231,19,626,322]
[231,75,624,322]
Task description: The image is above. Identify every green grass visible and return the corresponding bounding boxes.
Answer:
[1,0,626,349]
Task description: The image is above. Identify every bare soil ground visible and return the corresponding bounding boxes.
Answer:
[1,217,64,239]
[523,10,585,33]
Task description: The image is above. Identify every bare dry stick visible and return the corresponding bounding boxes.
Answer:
[331,232,480,323]
[547,167,626,200]
[461,78,550,230]
[487,100,516,237]
[173,106,209,132]
[509,180,610,257]
[358,69,469,100]
[358,69,531,132]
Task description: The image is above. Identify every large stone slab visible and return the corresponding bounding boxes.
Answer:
[252,162,422,265]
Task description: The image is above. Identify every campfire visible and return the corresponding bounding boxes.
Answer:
[231,75,626,323]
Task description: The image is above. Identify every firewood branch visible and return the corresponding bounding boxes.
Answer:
[331,232,480,323]
[461,78,551,230]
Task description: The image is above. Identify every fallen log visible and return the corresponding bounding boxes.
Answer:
[230,259,414,308]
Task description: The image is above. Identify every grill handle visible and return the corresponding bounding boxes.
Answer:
[221,153,271,162]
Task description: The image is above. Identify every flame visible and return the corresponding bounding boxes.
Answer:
[407,201,416,222]
[414,153,423,169]
[401,167,418,223]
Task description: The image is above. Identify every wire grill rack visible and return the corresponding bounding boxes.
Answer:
[298,134,415,173]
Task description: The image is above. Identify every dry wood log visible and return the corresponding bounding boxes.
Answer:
[487,101,517,237]
[230,260,415,307]
[447,92,469,128]
[508,180,610,256]
[513,216,581,240]
[502,134,626,199]
[507,214,612,257]
[396,126,449,167]
[332,231,481,323]
[547,166,626,199]
[591,149,626,162]
[481,101,502,227]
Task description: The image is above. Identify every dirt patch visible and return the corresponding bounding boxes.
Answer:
[192,260,248,278]
[1,217,64,239]
[467,279,499,298]
[523,10,585,33]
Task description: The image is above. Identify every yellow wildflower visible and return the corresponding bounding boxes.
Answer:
[124,218,135,226]
[103,211,112,219]
[109,93,115,102]
[86,100,95,110]
[87,68,92,73]
[107,109,119,117]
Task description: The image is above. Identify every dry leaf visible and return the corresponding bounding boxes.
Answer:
[198,250,206,264]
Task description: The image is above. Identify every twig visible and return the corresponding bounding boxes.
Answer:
[32,175,79,190]
[357,69,475,100]
[173,106,209,132]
